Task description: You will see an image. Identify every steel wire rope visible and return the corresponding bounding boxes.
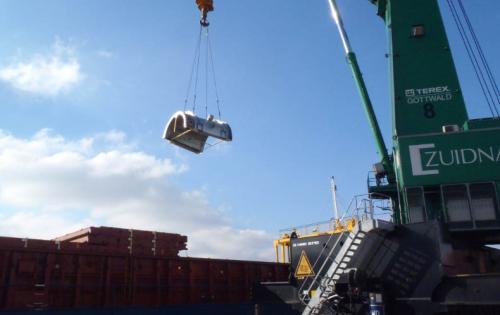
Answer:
[192,26,204,113]
[204,27,210,117]
[446,0,498,117]
[182,23,223,119]
[457,0,500,114]
[184,25,203,112]
[449,0,498,116]
[207,28,222,119]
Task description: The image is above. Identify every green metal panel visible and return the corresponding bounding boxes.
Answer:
[396,129,500,187]
[464,117,500,130]
[386,0,468,136]
[365,0,500,232]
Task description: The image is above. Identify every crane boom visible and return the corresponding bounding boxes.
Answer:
[327,0,394,180]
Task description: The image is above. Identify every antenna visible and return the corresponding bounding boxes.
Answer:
[330,176,339,220]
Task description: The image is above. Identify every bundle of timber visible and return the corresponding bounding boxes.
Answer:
[54,226,187,257]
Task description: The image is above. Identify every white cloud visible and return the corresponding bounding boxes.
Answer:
[0,130,274,261]
[0,40,82,96]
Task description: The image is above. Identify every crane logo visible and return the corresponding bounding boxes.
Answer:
[405,86,452,104]
[409,144,440,176]
[409,143,500,176]
[405,89,416,97]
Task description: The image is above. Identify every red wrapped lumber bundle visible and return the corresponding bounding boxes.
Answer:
[54,226,187,258]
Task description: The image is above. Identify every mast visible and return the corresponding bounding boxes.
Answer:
[330,176,339,220]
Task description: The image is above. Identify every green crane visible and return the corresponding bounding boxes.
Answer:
[262,1,500,313]
[330,0,500,234]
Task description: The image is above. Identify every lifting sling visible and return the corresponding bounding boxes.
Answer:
[163,0,232,154]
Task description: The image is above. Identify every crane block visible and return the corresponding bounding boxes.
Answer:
[196,0,214,13]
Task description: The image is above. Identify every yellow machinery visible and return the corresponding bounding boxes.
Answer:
[274,218,357,263]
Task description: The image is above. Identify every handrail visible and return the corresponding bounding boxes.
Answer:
[298,230,347,303]
[367,171,390,188]
[279,193,393,240]
[296,193,393,304]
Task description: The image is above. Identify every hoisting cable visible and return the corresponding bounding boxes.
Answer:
[183,0,224,119]
[446,0,497,117]
[192,28,203,113]
[457,0,500,109]
[207,28,222,119]
[184,25,203,112]
[446,0,499,117]
[204,26,210,118]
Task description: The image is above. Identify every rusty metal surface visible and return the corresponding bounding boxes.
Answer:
[54,227,187,258]
[0,234,289,310]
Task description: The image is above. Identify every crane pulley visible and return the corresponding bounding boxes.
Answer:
[163,0,232,154]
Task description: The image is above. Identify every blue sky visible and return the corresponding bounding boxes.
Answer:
[0,1,498,260]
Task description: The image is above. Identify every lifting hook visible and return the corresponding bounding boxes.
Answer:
[196,0,214,27]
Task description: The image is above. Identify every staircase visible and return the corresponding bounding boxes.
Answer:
[299,219,392,315]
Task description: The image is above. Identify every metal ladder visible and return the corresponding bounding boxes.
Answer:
[299,219,387,315]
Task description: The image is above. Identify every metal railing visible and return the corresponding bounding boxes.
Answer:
[367,171,390,188]
[278,193,393,240]
[304,193,392,272]
[296,193,393,308]
[278,220,336,239]
[343,193,393,222]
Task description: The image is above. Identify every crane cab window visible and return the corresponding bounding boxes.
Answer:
[406,187,426,223]
[442,183,499,229]
[470,183,498,227]
[411,25,425,37]
[443,185,473,229]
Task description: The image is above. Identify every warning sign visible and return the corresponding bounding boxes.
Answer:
[294,251,315,279]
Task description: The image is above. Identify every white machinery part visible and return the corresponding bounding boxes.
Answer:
[163,111,232,154]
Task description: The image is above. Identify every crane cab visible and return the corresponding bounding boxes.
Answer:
[163,111,232,154]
